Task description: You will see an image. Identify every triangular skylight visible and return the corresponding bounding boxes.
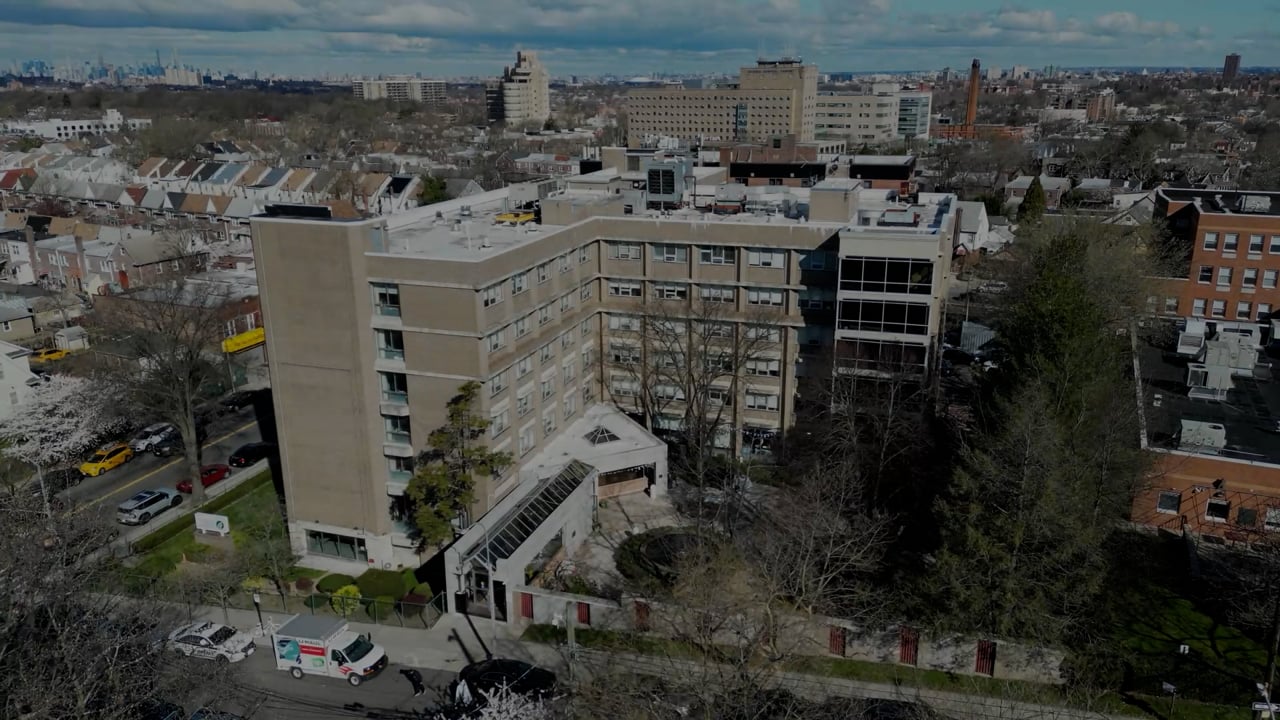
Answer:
[584,426,619,446]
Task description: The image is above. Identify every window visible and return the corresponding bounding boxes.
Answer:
[306,530,368,562]
[583,382,594,405]
[581,319,591,337]
[1206,498,1231,522]
[385,415,411,444]
[700,246,736,265]
[537,263,550,284]
[380,372,408,403]
[516,389,532,417]
[372,283,400,317]
[1245,268,1259,288]
[703,322,734,339]
[1164,297,1179,314]
[1251,235,1265,254]
[516,354,533,378]
[540,342,554,363]
[610,342,640,365]
[747,249,785,268]
[1203,232,1219,250]
[376,329,404,360]
[609,242,642,260]
[1192,298,1206,316]
[839,257,934,294]
[653,283,688,300]
[1156,491,1181,514]
[560,294,574,313]
[746,358,781,376]
[655,384,686,401]
[610,375,640,397]
[1198,265,1213,283]
[1267,270,1278,289]
[542,406,556,435]
[700,285,736,303]
[490,369,508,396]
[1217,267,1233,286]
[651,319,686,336]
[490,407,509,437]
[1271,236,1280,254]
[512,271,528,295]
[559,254,571,273]
[1211,299,1226,318]
[610,314,641,332]
[1260,303,1272,320]
[1238,301,1253,319]
[839,299,930,335]
[745,392,779,411]
[561,331,574,349]
[564,392,576,419]
[608,281,642,297]
[541,376,556,400]
[800,250,832,270]
[580,282,593,300]
[746,325,782,342]
[514,316,530,338]
[1266,507,1280,531]
[1224,233,1239,253]
[486,328,506,352]
[652,244,688,263]
[799,288,835,310]
[1239,508,1259,528]
[708,387,733,406]
[482,284,503,307]
[387,455,414,481]
[747,288,785,307]
[579,246,590,264]
[535,307,551,326]
[519,425,536,455]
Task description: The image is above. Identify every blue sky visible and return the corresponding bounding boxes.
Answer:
[0,0,1272,77]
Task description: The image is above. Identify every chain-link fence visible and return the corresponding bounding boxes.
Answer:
[121,573,448,629]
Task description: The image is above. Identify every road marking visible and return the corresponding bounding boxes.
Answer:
[77,419,260,512]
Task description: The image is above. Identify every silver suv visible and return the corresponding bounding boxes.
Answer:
[116,489,182,525]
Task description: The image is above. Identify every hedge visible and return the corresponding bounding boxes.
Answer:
[315,573,356,594]
[129,470,272,553]
[355,568,409,598]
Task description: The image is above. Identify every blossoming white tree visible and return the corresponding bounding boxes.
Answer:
[0,375,125,516]
[438,686,553,720]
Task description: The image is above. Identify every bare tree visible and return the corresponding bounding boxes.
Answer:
[234,498,299,600]
[92,281,230,503]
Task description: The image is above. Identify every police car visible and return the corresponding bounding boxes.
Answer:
[166,621,256,663]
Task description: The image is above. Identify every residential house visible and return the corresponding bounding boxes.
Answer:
[0,298,35,342]
[0,340,41,421]
[1004,175,1072,209]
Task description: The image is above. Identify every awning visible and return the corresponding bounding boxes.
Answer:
[461,459,595,569]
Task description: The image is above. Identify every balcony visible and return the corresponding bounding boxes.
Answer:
[381,390,408,405]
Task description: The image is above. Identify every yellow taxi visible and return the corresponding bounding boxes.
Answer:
[30,348,69,363]
[79,442,134,477]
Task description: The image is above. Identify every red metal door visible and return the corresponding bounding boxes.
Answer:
[975,639,997,676]
[634,600,650,631]
[828,626,846,656]
[898,626,920,666]
[519,592,533,620]
[576,602,591,626]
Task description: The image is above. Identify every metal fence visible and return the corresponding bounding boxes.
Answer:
[121,573,448,630]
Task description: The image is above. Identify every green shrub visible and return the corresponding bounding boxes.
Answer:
[303,594,327,610]
[369,595,396,621]
[316,573,356,594]
[330,585,361,616]
[401,568,418,594]
[355,568,407,598]
[412,582,433,598]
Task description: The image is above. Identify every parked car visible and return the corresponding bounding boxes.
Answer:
[228,442,274,468]
[176,464,230,494]
[219,390,255,412]
[166,621,255,664]
[449,658,557,708]
[152,425,209,457]
[130,423,178,452]
[79,442,134,477]
[29,348,69,363]
[116,488,182,525]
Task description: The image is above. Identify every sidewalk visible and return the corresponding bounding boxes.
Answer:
[183,603,1126,720]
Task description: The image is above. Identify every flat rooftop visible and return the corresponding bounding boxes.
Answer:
[1139,331,1280,465]
[849,155,916,166]
[1159,187,1280,217]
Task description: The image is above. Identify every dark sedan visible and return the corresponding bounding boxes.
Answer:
[228,442,274,468]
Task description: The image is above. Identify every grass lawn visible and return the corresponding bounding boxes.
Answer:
[1095,531,1266,708]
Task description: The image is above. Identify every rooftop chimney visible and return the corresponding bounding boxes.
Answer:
[965,59,981,127]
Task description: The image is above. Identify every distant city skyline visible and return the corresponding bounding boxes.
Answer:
[0,0,1271,78]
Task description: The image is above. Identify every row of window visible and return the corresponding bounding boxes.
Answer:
[606,314,784,342]
[1157,490,1280,529]
[1196,264,1280,289]
[1188,297,1272,321]
[607,375,781,412]
[482,248,592,307]
[606,280,787,306]
[1202,231,1280,255]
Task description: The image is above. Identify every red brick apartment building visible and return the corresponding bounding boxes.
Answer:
[1155,188,1280,322]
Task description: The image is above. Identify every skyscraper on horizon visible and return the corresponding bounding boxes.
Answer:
[1224,53,1241,83]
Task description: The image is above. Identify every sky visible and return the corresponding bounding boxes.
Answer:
[0,0,1274,78]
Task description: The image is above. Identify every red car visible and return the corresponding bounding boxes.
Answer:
[176,464,231,494]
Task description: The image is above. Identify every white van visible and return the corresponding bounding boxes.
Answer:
[271,615,388,686]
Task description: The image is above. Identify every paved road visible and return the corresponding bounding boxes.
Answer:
[59,407,263,518]
[198,652,456,719]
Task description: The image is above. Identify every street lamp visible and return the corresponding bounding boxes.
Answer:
[252,591,264,634]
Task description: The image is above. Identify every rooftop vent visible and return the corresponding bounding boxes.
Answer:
[584,426,619,445]
[1239,195,1272,213]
